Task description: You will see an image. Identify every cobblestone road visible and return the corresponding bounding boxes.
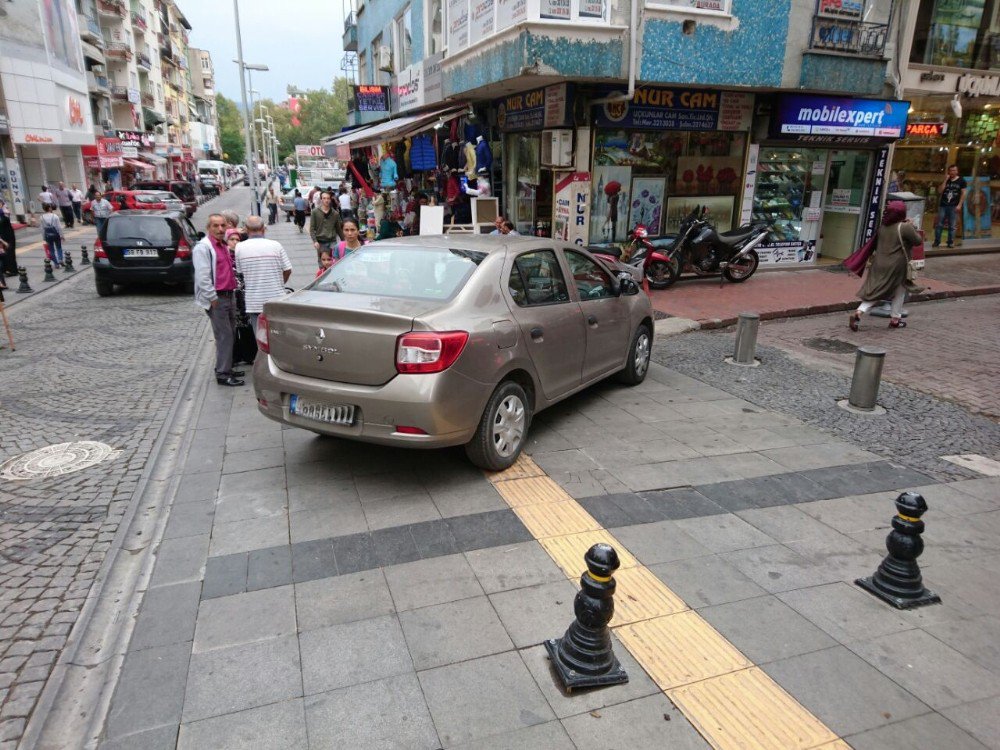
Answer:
[0,191,249,748]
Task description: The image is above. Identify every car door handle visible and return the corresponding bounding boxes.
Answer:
[587,315,598,325]
[530,327,544,340]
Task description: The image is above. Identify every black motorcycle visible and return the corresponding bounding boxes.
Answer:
[651,207,769,287]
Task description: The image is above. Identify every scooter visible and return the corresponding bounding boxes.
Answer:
[654,207,769,287]
[588,224,678,289]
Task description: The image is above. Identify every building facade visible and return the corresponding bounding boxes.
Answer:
[188,48,221,161]
[339,0,910,264]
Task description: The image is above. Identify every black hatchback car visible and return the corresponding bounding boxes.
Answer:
[93,210,202,296]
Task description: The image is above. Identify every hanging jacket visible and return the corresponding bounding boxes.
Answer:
[475,139,492,173]
[444,142,460,172]
[379,156,399,189]
[409,135,437,172]
[394,141,408,179]
[463,141,477,178]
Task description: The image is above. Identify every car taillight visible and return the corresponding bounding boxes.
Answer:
[176,236,192,259]
[256,313,270,353]
[94,238,107,259]
[395,331,469,374]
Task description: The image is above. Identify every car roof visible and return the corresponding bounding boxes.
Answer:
[371,235,565,256]
[113,209,188,218]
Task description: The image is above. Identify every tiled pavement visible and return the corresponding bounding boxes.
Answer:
[96,355,1000,749]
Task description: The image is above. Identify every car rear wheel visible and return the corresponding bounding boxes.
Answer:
[465,381,531,471]
[95,277,113,297]
[616,324,652,385]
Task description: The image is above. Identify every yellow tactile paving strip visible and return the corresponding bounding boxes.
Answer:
[486,463,846,750]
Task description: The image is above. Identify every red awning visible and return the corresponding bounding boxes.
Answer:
[123,158,154,171]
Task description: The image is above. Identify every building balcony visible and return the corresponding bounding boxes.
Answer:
[87,72,111,93]
[137,53,152,70]
[809,16,889,58]
[96,0,126,18]
[132,9,148,32]
[141,90,155,107]
[111,85,129,101]
[343,12,358,52]
[105,42,133,61]
[80,16,103,43]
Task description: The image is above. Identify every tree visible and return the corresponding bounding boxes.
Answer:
[216,94,245,164]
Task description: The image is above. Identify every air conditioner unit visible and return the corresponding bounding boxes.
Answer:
[541,129,573,167]
[377,45,392,72]
[101,118,113,130]
[92,64,105,74]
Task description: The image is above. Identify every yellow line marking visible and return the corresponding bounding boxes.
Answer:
[489,455,845,750]
[668,668,838,750]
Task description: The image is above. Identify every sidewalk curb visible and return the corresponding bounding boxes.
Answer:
[2,264,93,310]
[20,325,213,750]
[695,285,1000,330]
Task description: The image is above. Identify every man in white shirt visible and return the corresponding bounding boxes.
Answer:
[38,186,54,209]
[234,215,292,335]
[70,184,84,224]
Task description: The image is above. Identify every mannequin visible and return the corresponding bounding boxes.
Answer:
[463,140,477,179]
[475,135,492,175]
[443,138,460,172]
[462,174,491,198]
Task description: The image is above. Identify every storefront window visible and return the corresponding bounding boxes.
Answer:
[910,0,1000,71]
[753,148,826,246]
[591,129,745,242]
[506,133,542,235]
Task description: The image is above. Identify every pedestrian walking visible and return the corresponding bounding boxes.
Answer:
[267,184,279,225]
[333,218,367,261]
[933,164,966,248]
[54,182,75,228]
[849,200,920,331]
[91,192,113,238]
[193,213,244,386]
[293,190,307,233]
[338,185,354,220]
[0,199,17,279]
[70,184,84,224]
[235,215,292,335]
[309,192,344,267]
[38,185,54,209]
[40,204,65,267]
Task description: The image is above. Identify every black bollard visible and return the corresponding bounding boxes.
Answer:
[545,543,628,691]
[43,259,57,282]
[80,244,91,266]
[63,251,75,273]
[856,492,941,609]
[16,266,33,294]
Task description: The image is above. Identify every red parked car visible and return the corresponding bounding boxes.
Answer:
[83,190,184,222]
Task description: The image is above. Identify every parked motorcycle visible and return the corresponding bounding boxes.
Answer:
[588,224,678,289]
[652,207,769,287]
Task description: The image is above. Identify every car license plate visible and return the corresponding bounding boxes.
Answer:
[123,248,160,258]
[289,395,355,425]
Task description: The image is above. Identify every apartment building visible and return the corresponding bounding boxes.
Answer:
[188,48,221,160]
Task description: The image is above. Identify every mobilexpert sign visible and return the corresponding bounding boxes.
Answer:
[770,94,909,145]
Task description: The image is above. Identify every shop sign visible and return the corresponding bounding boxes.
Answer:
[495,83,572,132]
[861,145,889,245]
[496,0,527,30]
[24,133,55,143]
[554,172,591,246]
[905,122,947,137]
[957,73,1000,98]
[83,137,124,168]
[354,85,389,112]
[920,72,945,82]
[447,0,469,50]
[770,94,909,143]
[739,144,759,226]
[540,0,570,19]
[116,129,154,158]
[295,145,326,158]
[593,87,753,131]
[393,53,443,114]
[6,158,26,216]
[469,0,496,46]
[127,88,141,105]
[816,0,863,20]
[67,96,85,127]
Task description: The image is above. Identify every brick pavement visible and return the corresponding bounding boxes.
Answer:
[0,191,246,749]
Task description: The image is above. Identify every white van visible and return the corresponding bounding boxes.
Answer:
[197,160,229,194]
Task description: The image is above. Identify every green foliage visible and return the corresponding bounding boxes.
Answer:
[216,93,245,164]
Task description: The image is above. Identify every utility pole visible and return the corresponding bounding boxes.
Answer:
[232,0,257,215]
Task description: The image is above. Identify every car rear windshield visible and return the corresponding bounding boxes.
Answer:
[106,217,175,246]
[311,245,485,301]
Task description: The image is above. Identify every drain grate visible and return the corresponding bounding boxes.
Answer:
[802,337,857,355]
[0,441,121,481]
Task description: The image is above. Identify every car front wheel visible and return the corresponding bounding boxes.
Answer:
[616,324,652,385]
[465,381,531,471]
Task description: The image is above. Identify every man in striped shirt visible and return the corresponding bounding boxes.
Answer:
[234,215,293,335]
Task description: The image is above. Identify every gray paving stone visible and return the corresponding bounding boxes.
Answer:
[400,596,513,670]
[464,541,567,595]
[289,505,363,544]
[163,500,216,540]
[922,558,1000,617]
[761,444,882,472]
[448,721,576,750]
[371,524,422,566]
[384,553,484,612]
[560,692,708,750]
[208,515,288,557]
[696,472,831,512]
[800,461,936,498]
[777,582,917,643]
[532,450,601,476]
[765,646,930,736]
[700,595,837,664]
[182,635,302,723]
[150,535,210,588]
[290,538,338,583]
[520,638,659,719]
[923,616,1000,674]
[99,724,178,750]
[418,651,554,747]
[489,579,578,649]
[177,698,307,750]
[427,481,506,519]
[295,570,395,632]
[128,581,201,652]
[105,642,191,739]
[650,555,768,608]
[221,447,286,475]
[849,629,1000,710]
[847,712,990,750]
[246,545,292,591]
[640,488,727,520]
[201,553,247,600]
[720,543,843,593]
[304,673,439,749]
[410,518,461,558]
[737,504,858,543]
[674,513,775,553]
[193,585,296,654]
[361,492,442,531]
[175,472,220,504]
[300,614,413,695]
[577,495,637,528]
[286,478,360,515]
[610,520,709,565]
[943,695,1000,750]
[331,531,377,574]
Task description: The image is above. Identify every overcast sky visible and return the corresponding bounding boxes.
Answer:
[181,0,346,103]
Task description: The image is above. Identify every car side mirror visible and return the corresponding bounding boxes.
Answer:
[616,271,639,296]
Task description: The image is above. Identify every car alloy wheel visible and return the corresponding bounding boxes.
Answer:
[634,330,650,379]
[492,394,526,458]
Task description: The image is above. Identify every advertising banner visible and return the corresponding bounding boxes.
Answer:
[593,87,753,131]
[770,94,910,143]
[861,145,889,245]
[354,85,389,112]
[295,145,327,158]
[554,172,591,246]
[495,84,572,132]
[469,0,496,45]
[447,0,469,52]
[116,129,153,158]
[6,159,26,216]
[496,0,527,29]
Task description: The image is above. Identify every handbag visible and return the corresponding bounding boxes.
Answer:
[898,224,923,289]
[843,237,875,277]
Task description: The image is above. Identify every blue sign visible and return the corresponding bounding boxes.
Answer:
[771,94,909,143]
[592,86,729,131]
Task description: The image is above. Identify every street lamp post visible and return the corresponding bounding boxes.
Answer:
[231,1,258,215]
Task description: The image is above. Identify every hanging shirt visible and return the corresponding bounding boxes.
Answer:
[380,157,399,189]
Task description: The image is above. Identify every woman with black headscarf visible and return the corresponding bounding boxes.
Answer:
[850,200,919,331]
[0,199,17,281]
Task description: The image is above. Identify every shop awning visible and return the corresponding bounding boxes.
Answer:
[138,152,167,165]
[143,107,166,125]
[326,105,464,149]
[82,42,105,64]
[123,158,154,171]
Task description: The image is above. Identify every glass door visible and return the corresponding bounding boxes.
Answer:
[820,150,872,260]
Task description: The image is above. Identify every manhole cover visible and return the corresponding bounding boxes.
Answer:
[802,337,857,354]
[0,441,121,481]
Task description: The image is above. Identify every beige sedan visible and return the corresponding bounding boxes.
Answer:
[253,236,654,469]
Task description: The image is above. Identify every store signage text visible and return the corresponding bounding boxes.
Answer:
[25,134,55,143]
[295,145,325,158]
[593,86,752,132]
[770,94,909,142]
[116,129,153,157]
[957,74,1000,98]
[354,85,389,112]
[862,146,889,245]
[906,122,947,137]
[495,83,572,132]
[67,97,84,126]
[919,72,945,82]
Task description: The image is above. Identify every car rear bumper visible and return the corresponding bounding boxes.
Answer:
[94,259,193,283]
[252,354,490,448]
